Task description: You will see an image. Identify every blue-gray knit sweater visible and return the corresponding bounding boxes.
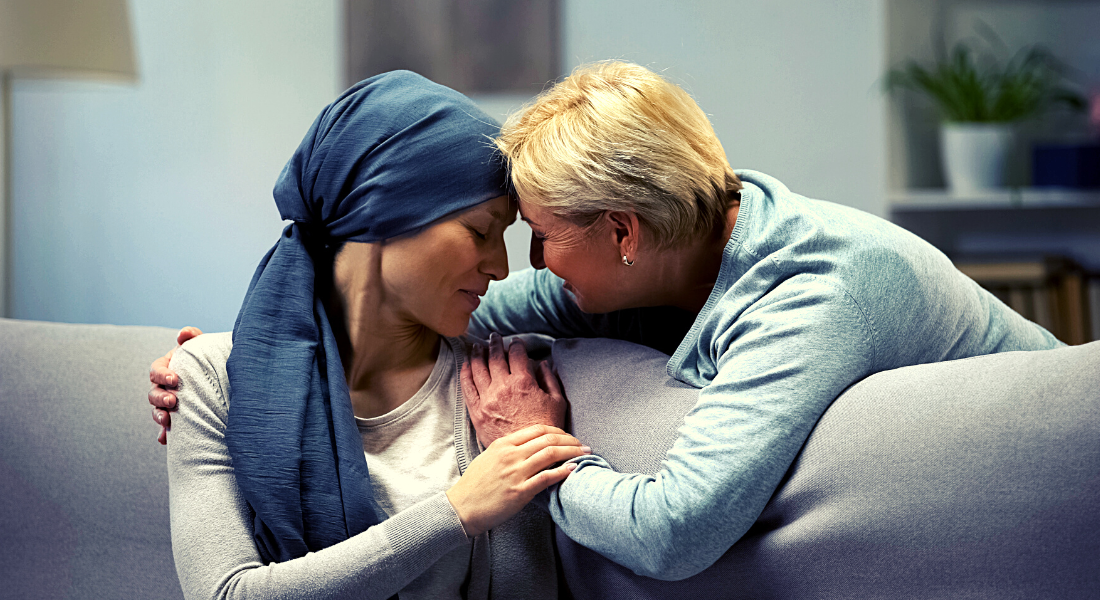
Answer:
[469,170,1062,580]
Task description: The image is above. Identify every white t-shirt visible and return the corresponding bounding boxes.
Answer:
[356,340,470,600]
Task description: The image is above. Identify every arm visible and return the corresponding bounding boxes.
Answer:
[168,336,583,599]
[469,268,598,339]
[544,280,877,580]
[168,338,466,600]
[470,268,696,356]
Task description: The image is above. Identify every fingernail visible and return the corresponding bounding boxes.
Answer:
[580,446,591,454]
[566,463,578,471]
[167,375,175,385]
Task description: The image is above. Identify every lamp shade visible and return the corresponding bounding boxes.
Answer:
[0,0,136,79]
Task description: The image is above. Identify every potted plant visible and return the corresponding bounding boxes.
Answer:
[887,33,1086,194]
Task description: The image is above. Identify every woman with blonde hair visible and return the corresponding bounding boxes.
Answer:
[458,60,1062,580]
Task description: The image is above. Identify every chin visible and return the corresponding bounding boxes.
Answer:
[567,291,603,314]
[435,314,473,338]
[570,289,632,314]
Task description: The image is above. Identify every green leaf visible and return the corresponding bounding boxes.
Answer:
[884,31,1086,123]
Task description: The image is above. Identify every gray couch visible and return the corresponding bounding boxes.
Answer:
[2,317,1098,599]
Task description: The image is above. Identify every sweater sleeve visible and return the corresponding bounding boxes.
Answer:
[469,268,598,339]
[166,335,470,600]
[545,278,877,580]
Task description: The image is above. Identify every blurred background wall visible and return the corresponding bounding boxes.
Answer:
[10,0,340,331]
[7,0,1098,337]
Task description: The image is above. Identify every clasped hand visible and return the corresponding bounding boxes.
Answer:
[461,332,568,447]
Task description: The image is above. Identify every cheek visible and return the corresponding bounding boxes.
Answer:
[382,245,449,309]
[540,244,579,279]
[544,243,607,285]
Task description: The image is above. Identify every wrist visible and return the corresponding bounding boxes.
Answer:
[445,488,485,538]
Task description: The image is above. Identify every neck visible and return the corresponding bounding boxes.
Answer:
[636,202,740,313]
[324,245,441,419]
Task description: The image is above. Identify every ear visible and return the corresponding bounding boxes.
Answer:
[603,211,641,262]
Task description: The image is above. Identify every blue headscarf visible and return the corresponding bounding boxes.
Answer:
[225,71,507,563]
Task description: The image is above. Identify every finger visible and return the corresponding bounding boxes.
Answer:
[520,462,578,495]
[149,353,179,387]
[487,333,509,378]
[469,343,492,391]
[500,423,568,447]
[539,360,565,403]
[158,427,167,446]
[519,432,585,454]
[149,386,177,410]
[152,406,174,427]
[523,445,591,473]
[152,406,174,430]
[460,361,480,409]
[507,338,533,380]
[176,326,204,345]
[533,360,550,393]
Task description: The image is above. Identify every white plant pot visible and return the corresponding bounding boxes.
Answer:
[940,123,1015,195]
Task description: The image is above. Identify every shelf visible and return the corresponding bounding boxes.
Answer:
[890,188,1100,211]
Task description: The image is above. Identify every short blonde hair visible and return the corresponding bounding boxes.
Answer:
[496,61,741,248]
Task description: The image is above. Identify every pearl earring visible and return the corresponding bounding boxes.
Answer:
[622,255,634,266]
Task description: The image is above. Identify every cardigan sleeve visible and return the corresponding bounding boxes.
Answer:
[469,268,599,340]
[544,278,877,580]
[470,267,697,356]
[166,333,470,600]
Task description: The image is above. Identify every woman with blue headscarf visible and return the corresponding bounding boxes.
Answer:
[164,71,585,599]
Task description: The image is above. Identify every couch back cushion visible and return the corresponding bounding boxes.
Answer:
[552,337,1100,599]
[0,319,182,600]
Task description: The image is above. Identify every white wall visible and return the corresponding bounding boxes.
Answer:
[10,0,340,331]
[563,0,889,216]
[11,0,889,330]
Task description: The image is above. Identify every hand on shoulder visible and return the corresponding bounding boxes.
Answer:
[148,327,204,444]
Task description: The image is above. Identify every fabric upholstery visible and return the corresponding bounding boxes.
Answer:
[0,318,181,599]
[3,318,1097,599]
[553,337,1100,599]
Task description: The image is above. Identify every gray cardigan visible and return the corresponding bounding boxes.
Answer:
[166,333,557,600]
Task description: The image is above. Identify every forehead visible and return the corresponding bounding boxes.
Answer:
[465,195,516,223]
[519,203,574,233]
[518,200,552,223]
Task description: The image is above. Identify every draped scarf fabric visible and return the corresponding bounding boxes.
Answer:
[225,70,507,563]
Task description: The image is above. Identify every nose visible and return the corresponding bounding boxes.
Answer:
[529,233,546,270]
[482,233,510,281]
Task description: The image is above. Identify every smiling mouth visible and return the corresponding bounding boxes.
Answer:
[459,289,485,306]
